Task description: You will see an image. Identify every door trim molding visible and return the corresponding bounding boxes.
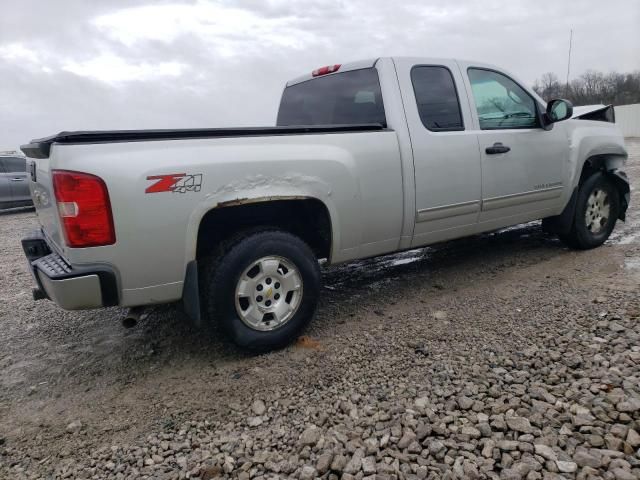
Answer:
[482,185,563,211]
[416,200,480,223]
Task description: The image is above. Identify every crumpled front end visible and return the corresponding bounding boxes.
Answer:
[572,104,615,123]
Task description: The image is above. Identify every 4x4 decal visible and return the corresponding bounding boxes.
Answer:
[146,173,203,194]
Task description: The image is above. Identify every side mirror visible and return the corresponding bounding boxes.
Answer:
[546,99,573,123]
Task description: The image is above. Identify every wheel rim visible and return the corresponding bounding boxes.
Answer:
[234,256,303,331]
[584,188,611,234]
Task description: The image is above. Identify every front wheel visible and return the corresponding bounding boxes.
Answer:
[201,230,321,351]
[558,172,620,249]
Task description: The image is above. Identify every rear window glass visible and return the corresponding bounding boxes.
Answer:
[0,156,26,173]
[411,66,464,131]
[277,68,386,127]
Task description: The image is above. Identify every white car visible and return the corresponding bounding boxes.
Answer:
[20,57,630,350]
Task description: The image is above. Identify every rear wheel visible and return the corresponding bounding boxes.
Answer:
[558,172,619,249]
[201,230,321,351]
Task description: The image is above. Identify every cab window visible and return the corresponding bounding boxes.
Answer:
[411,66,464,131]
[467,68,538,130]
[0,156,26,173]
[277,68,386,127]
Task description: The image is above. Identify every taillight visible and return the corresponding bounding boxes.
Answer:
[52,170,115,247]
[312,64,341,77]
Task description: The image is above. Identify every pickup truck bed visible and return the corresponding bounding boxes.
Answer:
[21,124,385,158]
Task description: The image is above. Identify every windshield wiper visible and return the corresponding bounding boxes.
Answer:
[502,112,532,119]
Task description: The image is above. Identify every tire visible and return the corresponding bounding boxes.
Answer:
[558,172,620,249]
[201,229,321,351]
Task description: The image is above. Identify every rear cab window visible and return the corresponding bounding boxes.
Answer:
[277,68,386,127]
[411,66,464,131]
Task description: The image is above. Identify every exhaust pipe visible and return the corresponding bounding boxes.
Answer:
[122,306,147,328]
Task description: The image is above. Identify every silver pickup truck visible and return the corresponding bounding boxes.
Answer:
[20,57,630,350]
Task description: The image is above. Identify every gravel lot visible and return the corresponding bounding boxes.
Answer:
[1,139,639,480]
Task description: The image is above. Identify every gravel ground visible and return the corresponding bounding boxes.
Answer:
[0,139,639,480]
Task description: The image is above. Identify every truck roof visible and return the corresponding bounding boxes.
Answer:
[286,58,379,86]
[285,56,503,87]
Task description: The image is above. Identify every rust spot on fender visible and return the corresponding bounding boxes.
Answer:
[215,197,250,208]
[215,195,309,208]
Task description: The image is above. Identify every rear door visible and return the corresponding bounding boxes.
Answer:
[393,58,482,246]
[2,156,31,205]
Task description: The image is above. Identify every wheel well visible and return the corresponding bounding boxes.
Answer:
[580,154,625,183]
[579,155,609,184]
[579,154,630,220]
[196,198,332,261]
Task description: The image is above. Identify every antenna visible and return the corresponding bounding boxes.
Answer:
[565,28,573,96]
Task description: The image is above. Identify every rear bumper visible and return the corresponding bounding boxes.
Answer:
[21,230,119,309]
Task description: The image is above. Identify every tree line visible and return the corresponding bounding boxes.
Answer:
[532,70,640,106]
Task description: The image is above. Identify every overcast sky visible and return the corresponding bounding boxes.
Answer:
[1,0,639,149]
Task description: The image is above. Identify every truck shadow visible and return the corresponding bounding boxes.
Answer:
[2,221,569,406]
[321,221,562,299]
[132,221,565,360]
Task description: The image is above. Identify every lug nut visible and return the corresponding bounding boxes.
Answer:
[257,295,263,302]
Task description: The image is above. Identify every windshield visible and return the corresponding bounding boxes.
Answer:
[277,68,386,127]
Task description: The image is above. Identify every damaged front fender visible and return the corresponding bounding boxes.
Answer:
[571,104,615,123]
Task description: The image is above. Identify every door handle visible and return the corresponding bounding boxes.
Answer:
[485,142,511,154]
[10,177,25,182]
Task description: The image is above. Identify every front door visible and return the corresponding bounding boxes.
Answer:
[460,66,567,226]
[393,58,482,247]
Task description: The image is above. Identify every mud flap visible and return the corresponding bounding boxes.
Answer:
[608,169,630,221]
[182,260,202,327]
[542,187,578,235]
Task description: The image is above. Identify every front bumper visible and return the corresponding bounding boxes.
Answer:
[21,230,119,309]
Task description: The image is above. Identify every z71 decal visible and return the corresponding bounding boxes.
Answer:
[146,173,203,194]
